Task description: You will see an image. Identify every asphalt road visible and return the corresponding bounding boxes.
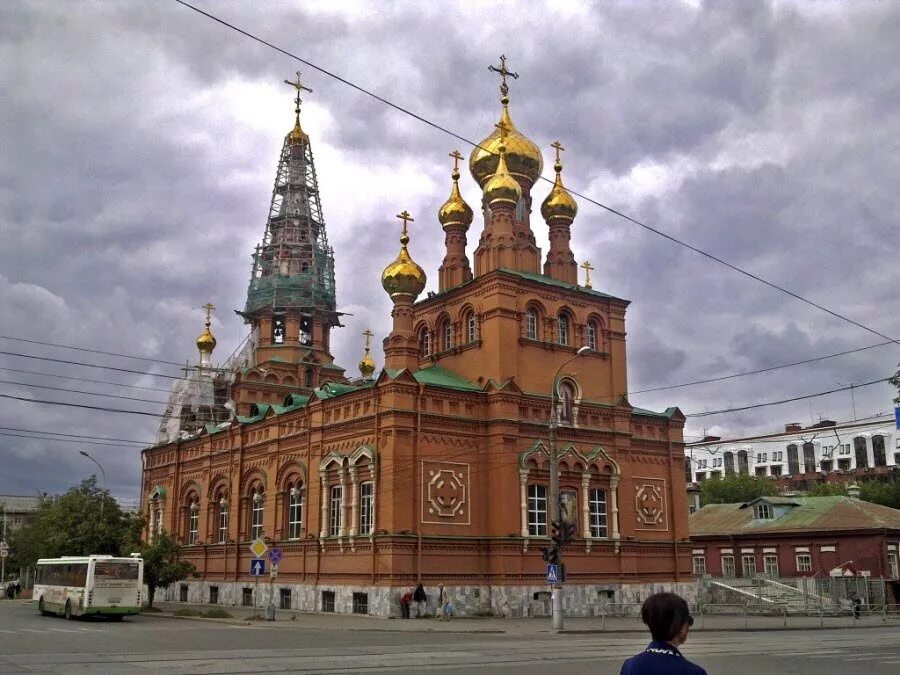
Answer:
[1,600,899,674]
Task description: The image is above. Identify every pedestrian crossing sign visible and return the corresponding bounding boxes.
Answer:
[546,564,560,584]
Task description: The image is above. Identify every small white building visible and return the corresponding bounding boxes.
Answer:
[685,417,898,485]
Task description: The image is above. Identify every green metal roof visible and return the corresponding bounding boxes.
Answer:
[496,268,628,303]
[413,366,482,391]
[632,406,680,419]
[690,496,900,537]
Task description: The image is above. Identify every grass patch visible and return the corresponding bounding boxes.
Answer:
[173,608,203,617]
[203,608,233,619]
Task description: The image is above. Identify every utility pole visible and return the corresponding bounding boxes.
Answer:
[1,506,6,584]
[836,381,857,421]
[548,346,589,632]
[79,450,107,520]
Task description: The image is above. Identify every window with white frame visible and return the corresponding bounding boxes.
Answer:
[888,552,899,579]
[359,481,374,535]
[764,554,779,576]
[754,503,773,520]
[218,500,228,543]
[795,554,812,572]
[589,488,608,538]
[154,505,163,537]
[466,313,477,343]
[419,328,431,357]
[442,320,453,351]
[693,555,707,576]
[525,309,538,340]
[188,499,199,544]
[722,555,736,577]
[557,314,569,346]
[250,489,264,540]
[329,485,342,537]
[287,486,303,539]
[527,484,548,536]
[586,321,598,351]
[742,555,757,577]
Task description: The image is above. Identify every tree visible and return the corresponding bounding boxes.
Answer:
[699,473,777,505]
[858,479,900,510]
[140,532,195,608]
[7,477,140,570]
[805,482,847,497]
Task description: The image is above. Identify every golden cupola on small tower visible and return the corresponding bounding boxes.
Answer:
[469,56,543,191]
[438,150,474,291]
[382,211,425,372]
[381,212,427,299]
[482,138,522,208]
[196,302,217,368]
[541,144,578,223]
[541,141,578,284]
[358,329,377,380]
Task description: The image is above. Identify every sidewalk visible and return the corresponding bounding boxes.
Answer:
[150,601,900,635]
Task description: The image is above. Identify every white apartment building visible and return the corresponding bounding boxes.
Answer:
[685,417,899,485]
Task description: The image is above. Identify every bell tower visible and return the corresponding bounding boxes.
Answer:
[240,73,344,389]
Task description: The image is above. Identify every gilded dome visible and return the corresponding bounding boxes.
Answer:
[438,167,473,230]
[287,117,308,145]
[469,103,543,189]
[381,215,426,299]
[358,352,376,378]
[541,159,578,222]
[483,142,522,208]
[196,325,216,354]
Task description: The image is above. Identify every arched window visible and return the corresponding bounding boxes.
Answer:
[802,442,816,473]
[589,488,607,538]
[329,485,343,537]
[287,483,303,539]
[724,452,735,475]
[419,327,431,357]
[304,368,314,389]
[465,312,477,343]
[359,481,374,535]
[787,444,800,475]
[854,436,868,468]
[737,450,749,475]
[186,496,199,545]
[558,380,576,424]
[525,309,538,340]
[873,435,887,467]
[586,320,598,351]
[216,495,229,544]
[250,487,265,540]
[442,319,453,351]
[557,313,569,346]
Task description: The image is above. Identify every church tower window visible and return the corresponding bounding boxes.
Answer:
[558,380,576,424]
[442,319,453,351]
[466,312,477,343]
[586,320,598,351]
[304,368,314,389]
[419,328,431,357]
[272,315,286,344]
[525,309,538,340]
[557,313,569,346]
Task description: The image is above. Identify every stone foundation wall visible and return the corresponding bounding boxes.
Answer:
[162,580,700,618]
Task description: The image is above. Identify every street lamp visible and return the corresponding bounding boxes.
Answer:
[548,344,590,631]
[79,450,107,519]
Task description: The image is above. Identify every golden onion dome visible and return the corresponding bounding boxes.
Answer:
[287,117,308,145]
[358,352,376,378]
[483,142,522,208]
[381,212,427,299]
[438,166,474,230]
[469,100,543,189]
[196,324,216,354]
[541,157,578,222]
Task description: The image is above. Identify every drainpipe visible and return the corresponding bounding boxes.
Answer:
[415,383,424,583]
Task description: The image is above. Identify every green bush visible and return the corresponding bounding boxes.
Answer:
[173,608,202,617]
[203,608,233,619]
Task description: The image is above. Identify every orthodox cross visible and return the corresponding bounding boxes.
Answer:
[580,261,594,289]
[202,302,215,326]
[551,140,565,165]
[449,149,464,175]
[284,71,312,113]
[362,329,374,353]
[488,55,518,99]
[396,210,414,242]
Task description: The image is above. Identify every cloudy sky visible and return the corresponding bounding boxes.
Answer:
[1,0,898,501]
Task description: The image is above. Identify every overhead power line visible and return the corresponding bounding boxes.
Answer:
[0,393,164,418]
[0,367,175,395]
[0,378,169,406]
[0,351,183,380]
[0,432,144,449]
[630,340,898,395]
[175,0,899,349]
[0,426,150,444]
[0,335,185,368]
[684,377,889,418]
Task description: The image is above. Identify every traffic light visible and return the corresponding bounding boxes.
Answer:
[550,520,563,546]
[541,545,560,565]
[563,522,577,545]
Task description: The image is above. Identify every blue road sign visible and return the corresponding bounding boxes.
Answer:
[268,547,283,564]
[547,563,560,584]
[250,558,266,576]
[895,407,900,430]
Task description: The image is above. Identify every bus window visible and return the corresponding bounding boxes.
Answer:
[94,562,139,582]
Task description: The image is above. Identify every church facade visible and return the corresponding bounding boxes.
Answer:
[142,63,693,617]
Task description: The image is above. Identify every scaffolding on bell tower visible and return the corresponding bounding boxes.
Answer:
[243,73,337,325]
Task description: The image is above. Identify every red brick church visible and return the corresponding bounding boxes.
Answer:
[142,61,692,616]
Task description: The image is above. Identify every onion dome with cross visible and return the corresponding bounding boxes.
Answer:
[284,71,310,145]
[438,150,474,230]
[469,55,543,190]
[196,302,217,366]
[381,211,427,299]
[541,141,578,223]
[482,123,522,208]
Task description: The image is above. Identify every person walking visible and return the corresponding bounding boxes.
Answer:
[399,589,412,619]
[620,592,706,675]
[413,583,426,618]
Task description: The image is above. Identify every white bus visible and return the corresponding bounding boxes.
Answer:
[34,555,143,620]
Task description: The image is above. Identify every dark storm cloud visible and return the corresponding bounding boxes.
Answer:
[1,0,897,498]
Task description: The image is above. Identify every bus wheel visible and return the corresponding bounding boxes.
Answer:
[38,597,51,617]
[64,601,73,620]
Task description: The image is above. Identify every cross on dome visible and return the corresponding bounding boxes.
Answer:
[488,54,518,101]
[581,261,594,289]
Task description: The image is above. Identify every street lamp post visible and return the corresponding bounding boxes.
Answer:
[79,450,107,520]
[549,345,590,632]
